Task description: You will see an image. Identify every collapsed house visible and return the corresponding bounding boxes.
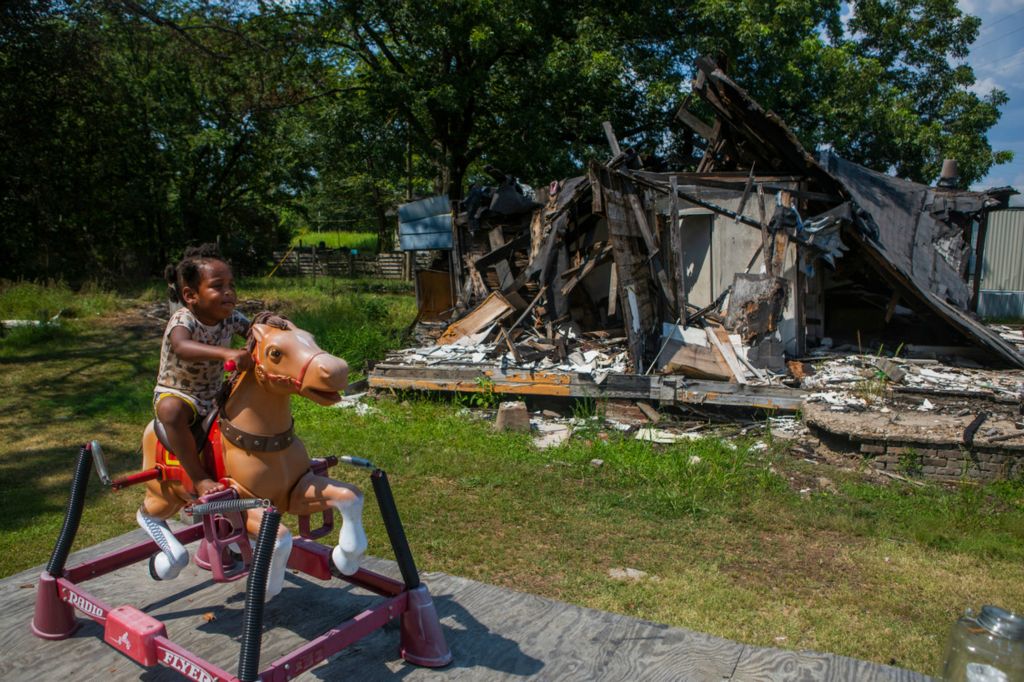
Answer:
[369,58,1022,412]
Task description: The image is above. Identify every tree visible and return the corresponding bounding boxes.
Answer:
[308,1,690,199]
[1,1,1011,281]
[655,0,1011,186]
[1,0,328,280]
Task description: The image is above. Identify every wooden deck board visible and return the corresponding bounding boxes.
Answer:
[2,529,929,681]
[368,363,805,412]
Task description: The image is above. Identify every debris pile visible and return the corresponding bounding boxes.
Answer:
[374,56,1022,408]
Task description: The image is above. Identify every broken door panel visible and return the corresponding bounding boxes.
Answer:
[416,269,455,322]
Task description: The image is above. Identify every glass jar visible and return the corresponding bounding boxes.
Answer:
[942,605,1024,681]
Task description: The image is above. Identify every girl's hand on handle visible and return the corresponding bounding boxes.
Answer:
[195,478,225,498]
[226,348,253,372]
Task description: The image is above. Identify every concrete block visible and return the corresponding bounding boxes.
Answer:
[494,401,531,432]
[604,401,649,425]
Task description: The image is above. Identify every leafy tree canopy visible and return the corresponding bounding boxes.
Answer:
[0,0,1011,281]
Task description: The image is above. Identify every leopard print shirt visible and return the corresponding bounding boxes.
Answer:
[154,307,250,415]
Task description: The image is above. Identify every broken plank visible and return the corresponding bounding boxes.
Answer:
[619,176,676,311]
[487,226,515,290]
[696,120,722,172]
[560,243,613,297]
[884,291,900,324]
[675,107,715,141]
[770,191,792,276]
[603,120,622,157]
[608,263,619,317]
[499,325,523,364]
[438,291,514,345]
[705,326,749,385]
[662,342,733,381]
[737,163,756,217]
[669,175,688,321]
[475,232,530,271]
[757,183,771,276]
[508,285,547,332]
[588,164,604,215]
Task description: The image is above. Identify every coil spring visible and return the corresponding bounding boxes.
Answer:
[189,498,270,517]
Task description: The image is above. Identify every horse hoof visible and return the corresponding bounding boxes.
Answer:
[331,545,362,576]
[265,583,283,602]
[148,554,163,581]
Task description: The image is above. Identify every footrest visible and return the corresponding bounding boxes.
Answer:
[104,605,166,666]
[195,489,252,582]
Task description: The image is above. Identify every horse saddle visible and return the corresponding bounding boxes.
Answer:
[153,409,219,456]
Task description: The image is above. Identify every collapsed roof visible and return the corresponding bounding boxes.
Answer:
[684,56,1020,366]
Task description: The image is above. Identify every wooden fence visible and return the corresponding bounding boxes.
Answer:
[269,247,433,279]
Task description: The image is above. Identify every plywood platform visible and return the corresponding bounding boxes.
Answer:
[1,530,930,681]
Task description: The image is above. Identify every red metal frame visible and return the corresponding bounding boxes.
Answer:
[33,442,449,680]
[37,520,447,680]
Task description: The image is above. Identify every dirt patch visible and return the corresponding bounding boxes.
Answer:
[105,298,270,338]
[108,302,167,337]
[718,529,867,593]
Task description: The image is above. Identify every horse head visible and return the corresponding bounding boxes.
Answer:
[245,313,348,406]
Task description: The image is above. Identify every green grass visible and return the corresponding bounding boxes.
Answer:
[237,276,416,378]
[298,397,1024,673]
[1,280,1022,676]
[0,279,128,320]
[289,230,378,252]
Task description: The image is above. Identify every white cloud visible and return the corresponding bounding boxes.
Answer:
[959,0,1024,17]
[985,48,1024,83]
[969,76,1005,95]
[973,169,1024,193]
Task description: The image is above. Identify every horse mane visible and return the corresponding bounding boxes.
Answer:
[245,311,291,355]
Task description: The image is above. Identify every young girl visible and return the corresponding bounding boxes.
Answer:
[154,244,252,497]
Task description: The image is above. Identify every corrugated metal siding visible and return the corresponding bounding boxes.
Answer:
[978,291,1024,318]
[981,209,1024,291]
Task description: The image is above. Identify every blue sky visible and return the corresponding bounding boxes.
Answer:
[958,0,1024,203]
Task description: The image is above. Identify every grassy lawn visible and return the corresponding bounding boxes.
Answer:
[289,230,378,252]
[1,280,1022,676]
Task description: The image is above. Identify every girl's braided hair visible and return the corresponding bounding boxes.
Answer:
[164,243,226,303]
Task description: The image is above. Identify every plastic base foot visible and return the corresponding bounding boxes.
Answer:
[194,538,239,573]
[31,572,79,640]
[400,585,452,667]
[194,538,213,571]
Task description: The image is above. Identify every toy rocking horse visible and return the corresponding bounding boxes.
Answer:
[31,313,452,679]
[136,312,367,597]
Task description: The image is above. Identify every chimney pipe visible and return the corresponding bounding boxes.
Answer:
[937,158,959,188]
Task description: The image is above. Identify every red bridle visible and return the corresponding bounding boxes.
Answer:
[251,341,327,392]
